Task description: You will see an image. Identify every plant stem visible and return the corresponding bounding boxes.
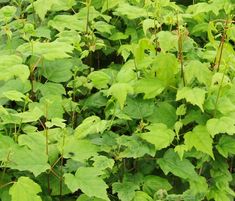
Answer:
[177,15,186,86]
[213,19,228,72]
[86,0,91,33]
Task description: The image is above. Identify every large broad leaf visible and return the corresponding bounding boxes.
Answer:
[88,71,111,89]
[133,191,153,201]
[206,117,235,137]
[74,116,108,139]
[0,6,16,22]
[112,181,139,201]
[134,78,165,99]
[139,123,175,150]
[0,55,30,81]
[13,107,43,123]
[0,134,16,161]
[176,87,206,111]
[8,143,50,176]
[64,167,109,201]
[123,96,155,119]
[216,136,235,157]
[9,177,42,201]
[116,135,155,159]
[48,15,85,32]
[108,83,133,109]
[77,194,106,201]
[63,136,99,162]
[114,3,147,19]
[17,41,74,60]
[152,53,178,86]
[185,60,212,86]
[156,31,177,52]
[34,0,54,20]
[157,149,199,180]
[143,175,172,196]
[39,59,73,82]
[184,125,214,159]
[147,102,177,128]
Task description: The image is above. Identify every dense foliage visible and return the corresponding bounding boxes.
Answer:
[0,0,235,200]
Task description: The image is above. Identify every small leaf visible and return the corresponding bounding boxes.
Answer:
[9,177,42,201]
[34,0,53,21]
[176,87,206,111]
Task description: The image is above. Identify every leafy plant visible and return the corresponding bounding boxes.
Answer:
[0,0,235,201]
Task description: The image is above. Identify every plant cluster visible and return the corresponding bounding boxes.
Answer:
[0,0,235,201]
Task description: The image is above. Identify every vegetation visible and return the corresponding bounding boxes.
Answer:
[0,0,235,200]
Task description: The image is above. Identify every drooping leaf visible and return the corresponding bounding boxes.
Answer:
[134,78,165,99]
[117,135,155,159]
[143,175,172,196]
[123,96,155,119]
[108,83,133,109]
[9,177,42,201]
[63,136,99,162]
[157,149,199,180]
[139,123,175,150]
[64,167,109,201]
[216,136,235,157]
[74,116,108,139]
[184,125,214,159]
[176,87,206,111]
[112,181,139,201]
[34,0,54,21]
[206,117,235,137]
[88,71,111,89]
[17,41,74,60]
[133,191,153,201]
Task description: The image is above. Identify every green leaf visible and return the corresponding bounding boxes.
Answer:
[206,117,235,137]
[114,3,147,19]
[74,116,108,139]
[112,181,139,201]
[184,125,214,159]
[64,167,109,201]
[0,6,16,22]
[92,155,114,170]
[94,21,115,34]
[0,55,30,81]
[63,136,99,162]
[157,149,199,180]
[147,102,177,128]
[139,123,175,150]
[117,135,155,159]
[134,78,165,99]
[185,60,212,86]
[13,107,43,123]
[133,191,153,201]
[216,136,235,157]
[34,0,53,21]
[156,31,177,52]
[143,175,172,196]
[17,41,74,60]
[1,90,26,102]
[48,15,85,32]
[176,87,206,111]
[77,194,106,201]
[108,83,133,109]
[152,53,178,86]
[9,177,42,201]
[88,71,111,89]
[123,96,155,119]
[39,59,73,82]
